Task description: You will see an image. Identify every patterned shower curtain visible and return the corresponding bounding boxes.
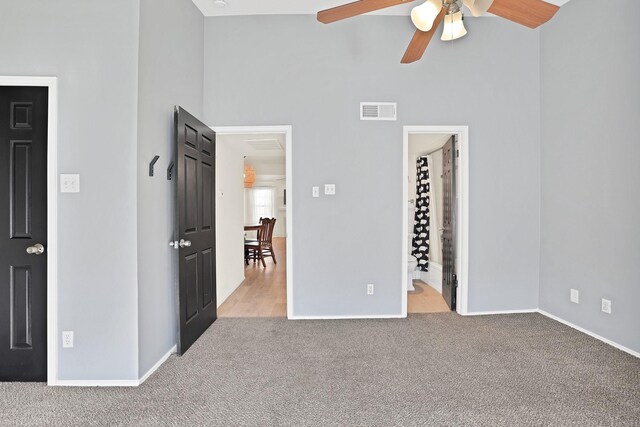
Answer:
[412,156,430,271]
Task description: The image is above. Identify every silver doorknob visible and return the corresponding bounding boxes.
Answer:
[179,239,191,248]
[26,244,45,255]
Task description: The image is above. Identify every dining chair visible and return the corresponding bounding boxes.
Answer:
[244,218,277,267]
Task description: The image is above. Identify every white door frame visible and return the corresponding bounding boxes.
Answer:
[211,125,294,318]
[403,126,469,316]
[0,76,59,384]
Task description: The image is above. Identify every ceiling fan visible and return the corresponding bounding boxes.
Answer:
[317,0,561,63]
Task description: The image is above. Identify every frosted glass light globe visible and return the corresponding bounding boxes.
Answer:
[411,0,442,32]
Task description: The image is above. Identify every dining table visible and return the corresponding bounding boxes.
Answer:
[244,224,261,243]
[243,224,262,263]
[244,224,261,233]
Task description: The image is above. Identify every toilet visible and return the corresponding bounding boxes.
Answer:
[407,249,418,292]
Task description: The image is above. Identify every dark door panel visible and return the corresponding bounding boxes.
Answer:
[174,107,217,355]
[442,136,457,311]
[0,86,48,381]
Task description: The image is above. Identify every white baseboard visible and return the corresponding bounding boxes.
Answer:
[462,309,538,316]
[55,380,141,387]
[139,344,177,385]
[289,314,405,320]
[54,344,177,387]
[419,262,442,293]
[217,280,242,309]
[537,310,640,359]
[217,269,245,309]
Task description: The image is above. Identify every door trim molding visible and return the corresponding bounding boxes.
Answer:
[0,76,58,385]
[402,126,469,316]
[210,125,294,318]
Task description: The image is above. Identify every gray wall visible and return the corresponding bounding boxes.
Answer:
[540,0,640,352]
[0,1,141,379]
[204,15,541,316]
[137,0,204,375]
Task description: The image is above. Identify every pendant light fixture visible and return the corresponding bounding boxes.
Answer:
[411,0,443,32]
[244,164,256,188]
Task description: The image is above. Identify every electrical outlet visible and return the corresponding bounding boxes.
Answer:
[570,289,579,304]
[601,299,612,314]
[62,331,74,348]
[60,174,80,193]
[367,284,374,295]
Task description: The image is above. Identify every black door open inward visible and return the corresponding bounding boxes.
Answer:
[0,86,48,381]
[442,136,457,311]
[174,106,217,355]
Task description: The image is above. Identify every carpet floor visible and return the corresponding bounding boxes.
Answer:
[1,313,639,426]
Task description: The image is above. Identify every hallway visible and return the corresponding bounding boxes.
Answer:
[218,237,286,317]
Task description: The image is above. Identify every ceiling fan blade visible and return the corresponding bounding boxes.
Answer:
[318,0,415,24]
[401,7,445,64]
[488,0,560,29]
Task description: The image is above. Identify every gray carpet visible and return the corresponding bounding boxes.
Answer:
[1,313,639,426]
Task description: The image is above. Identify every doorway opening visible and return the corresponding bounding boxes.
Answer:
[402,126,469,316]
[213,126,292,318]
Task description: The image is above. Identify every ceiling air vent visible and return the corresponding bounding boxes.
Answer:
[360,102,397,121]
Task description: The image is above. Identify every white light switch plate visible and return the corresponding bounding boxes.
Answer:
[325,184,336,195]
[60,174,80,193]
[312,186,320,198]
[570,289,579,304]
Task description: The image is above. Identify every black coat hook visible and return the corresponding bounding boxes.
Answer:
[167,161,174,181]
[149,156,160,177]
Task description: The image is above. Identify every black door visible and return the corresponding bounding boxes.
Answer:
[0,86,48,381]
[174,106,217,355]
[441,136,457,310]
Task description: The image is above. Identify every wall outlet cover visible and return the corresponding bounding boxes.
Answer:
[367,283,374,295]
[324,184,336,195]
[601,299,612,314]
[60,174,80,193]
[62,331,74,348]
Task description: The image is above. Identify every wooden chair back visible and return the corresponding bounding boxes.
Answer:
[257,217,276,247]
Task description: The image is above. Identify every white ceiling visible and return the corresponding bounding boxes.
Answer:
[217,132,286,176]
[408,133,451,155]
[193,0,571,17]
[217,133,285,158]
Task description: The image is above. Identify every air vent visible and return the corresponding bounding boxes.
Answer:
[360,102,397,121]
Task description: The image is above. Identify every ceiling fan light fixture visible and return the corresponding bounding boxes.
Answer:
[411,0,442,32]
[441,11,467,41]
[462,0,494,17]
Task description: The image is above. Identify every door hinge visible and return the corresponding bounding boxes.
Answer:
[453,274,458,306]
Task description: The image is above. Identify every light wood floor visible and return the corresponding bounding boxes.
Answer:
[218,237,287,318]
[407,281,451,313]
[218,241,447,317]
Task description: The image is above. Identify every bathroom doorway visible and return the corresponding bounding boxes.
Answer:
[402,126,469,316]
